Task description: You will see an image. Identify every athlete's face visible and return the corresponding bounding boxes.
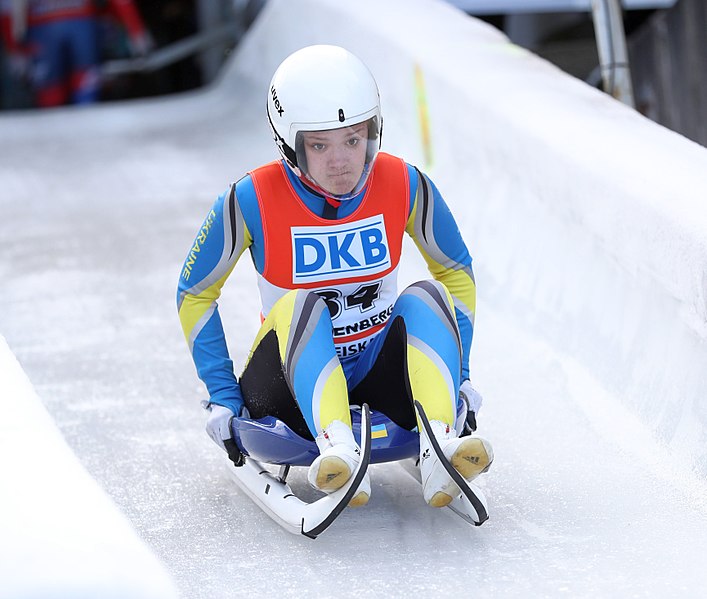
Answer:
[301,123,368,196]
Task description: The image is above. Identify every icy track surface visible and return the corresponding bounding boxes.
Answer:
[3,36,707,599]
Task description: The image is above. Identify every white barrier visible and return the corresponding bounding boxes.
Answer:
[230,0,707,473]
[0,336,178,599]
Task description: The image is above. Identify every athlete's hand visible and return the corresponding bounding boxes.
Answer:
[459,380,483,434]
[205,404,235,449]
[205,403,247,466]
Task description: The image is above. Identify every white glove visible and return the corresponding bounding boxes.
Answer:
[205,404,235,450]
[459,380,483,434]
[460,380,483,414]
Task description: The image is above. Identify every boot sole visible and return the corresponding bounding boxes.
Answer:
[348,491,370,507]
[428,491,454,508]
[314,456,352,492]
[451,438,493,481]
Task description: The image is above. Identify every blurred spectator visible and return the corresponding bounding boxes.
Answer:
[101,0,202,102]
[0,0,152,108]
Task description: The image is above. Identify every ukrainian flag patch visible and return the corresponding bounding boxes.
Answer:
[371,423,388,439]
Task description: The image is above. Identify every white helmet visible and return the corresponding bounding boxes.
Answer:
[267,45,382,199]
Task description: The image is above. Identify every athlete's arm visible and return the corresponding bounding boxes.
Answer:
[405,165,476,380]
[177,180,254,413]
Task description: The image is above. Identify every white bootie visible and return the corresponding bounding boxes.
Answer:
[420,420,493,508]
[307,420,371,507]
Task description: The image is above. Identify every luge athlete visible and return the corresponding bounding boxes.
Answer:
[177,45,493,508]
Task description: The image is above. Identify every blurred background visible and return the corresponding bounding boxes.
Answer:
[0,0,704,146]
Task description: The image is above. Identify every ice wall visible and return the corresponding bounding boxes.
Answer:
[230,0,707,472]
[0,336,178,599]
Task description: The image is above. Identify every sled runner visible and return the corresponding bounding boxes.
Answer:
[225,404,372,538]
[412,400,489,526]
[225,401,488,537]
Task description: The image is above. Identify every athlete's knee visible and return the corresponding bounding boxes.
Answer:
[269,289,332,327]
[402,279,454,309]
[398,280,460,340]
[271,288,319,311]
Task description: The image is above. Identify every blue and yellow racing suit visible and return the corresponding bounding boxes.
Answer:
[177,152,476,437]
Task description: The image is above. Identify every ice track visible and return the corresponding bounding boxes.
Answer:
[2,1,707,597]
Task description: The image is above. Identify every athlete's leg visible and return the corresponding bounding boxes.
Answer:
[349,279,462,429]
[27,22,70,107]
[66,17,100,104]
[239,289,369,503]
[349,279,492,507]
[240,289,350,438]
[397,279,463,427]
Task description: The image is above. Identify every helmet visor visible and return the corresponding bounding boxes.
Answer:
[294,116,380,200]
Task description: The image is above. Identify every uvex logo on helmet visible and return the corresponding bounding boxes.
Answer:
[270,86,284,116]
